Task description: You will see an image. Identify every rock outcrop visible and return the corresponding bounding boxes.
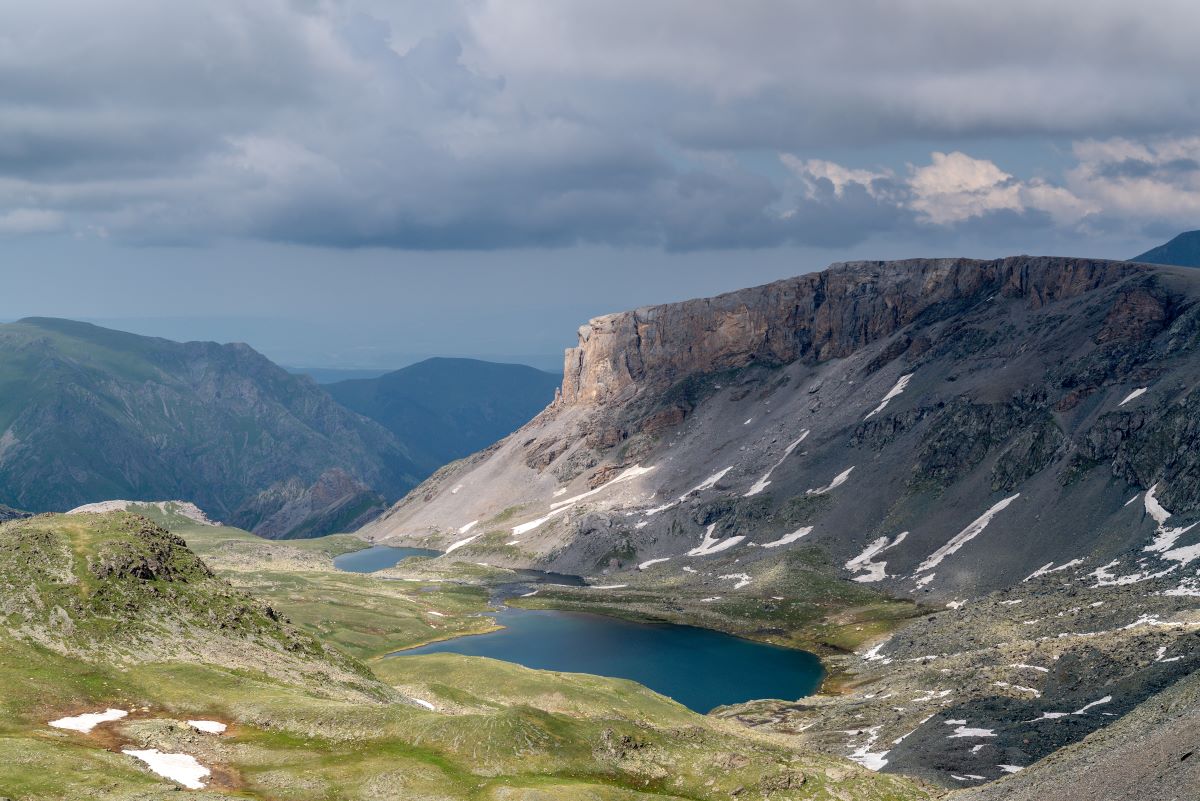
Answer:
[561,257,1135,405]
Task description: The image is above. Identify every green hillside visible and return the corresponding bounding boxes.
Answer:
[0,511,930,800]
[0,318,420,536]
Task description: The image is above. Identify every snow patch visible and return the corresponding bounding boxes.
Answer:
[123,749,210,789]
[1024,559,1084,582]
[719,572,752,589]
[845,531,908,582]
[686,524,745,557]
[846,726,889,771]
[1118,387,1148,406]
[914,494,1020,575]
[759,526,813,549]
[49,708,127,733]
[948,726,996,739]
[444,533,482,554]
[865,373,914,419]
[458,520,478,534]
[187,720,226,734]
[999,764,1024,773]
[409,697,436,711]
[807,466,854,495]
[744,431,809,497]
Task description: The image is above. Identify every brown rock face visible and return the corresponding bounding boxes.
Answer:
[560,257,1138,406]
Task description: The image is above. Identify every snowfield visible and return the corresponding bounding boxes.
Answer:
[49,708,127,733]
[123,748,210,789]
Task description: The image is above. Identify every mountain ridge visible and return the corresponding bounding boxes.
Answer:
[327,356,562,475]
[0,317,420,537]
[1132,229,1200,267]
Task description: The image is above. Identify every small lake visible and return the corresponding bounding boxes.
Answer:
[333,545,441,573]
[391,607,824,713]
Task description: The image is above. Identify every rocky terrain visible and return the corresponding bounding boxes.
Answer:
[362,255,1200,794]
[0,317,420,537]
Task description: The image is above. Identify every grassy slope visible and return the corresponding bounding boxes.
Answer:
[0,512,931,800]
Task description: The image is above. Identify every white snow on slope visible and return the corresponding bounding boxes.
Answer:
[645,466,733,516]
[845,531,908,582]
[807,466,854,495]
[999,764,1024,773]
[444,533,482,554]
[123,749,210,789]
[187,720,226,734]
[865,373,913,419]
[846,726,889,771]
[914,494,1020,576]
[687,524,745,557]
[67,500,217,526]
[1118,387,1148,406]
[1024,559,1084,582]
[511,506,572,536]
[948,726,996,739]
[1144,483,1172,526]
[589,584,628,590]
[744,431,809,497]
[1027,695,1113,722]
[49,708,128,732]
[720,572,752,589]
[410,697,436,711]
[549,464,656,511]
[638,557,671,570]
[457,520,478,534]
[759,526,813,549]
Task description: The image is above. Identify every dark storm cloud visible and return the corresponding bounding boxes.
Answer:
[0,0,1198,250]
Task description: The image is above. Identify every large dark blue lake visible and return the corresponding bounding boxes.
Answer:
[333,545,441,572]
[390,606,824,713]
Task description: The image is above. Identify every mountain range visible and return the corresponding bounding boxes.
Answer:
[327,357,562,475]
[0,319,560,538]
[0,316,422,534]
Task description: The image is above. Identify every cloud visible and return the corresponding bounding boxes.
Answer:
[0,1,1196,250]
[0,208,65,235]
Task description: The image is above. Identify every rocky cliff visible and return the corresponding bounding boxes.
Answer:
[561,257,1136,405]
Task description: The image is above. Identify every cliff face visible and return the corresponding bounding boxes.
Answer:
[562,257,1138,405]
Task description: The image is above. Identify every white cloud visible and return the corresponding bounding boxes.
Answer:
[909,152,1022,225]
[0,208,65,235]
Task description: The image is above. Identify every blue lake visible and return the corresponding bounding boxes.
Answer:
[390,606,824,713]
[333,545,441,573]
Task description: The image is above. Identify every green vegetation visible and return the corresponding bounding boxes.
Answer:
[0,512,931,799]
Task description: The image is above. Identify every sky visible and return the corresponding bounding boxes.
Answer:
[1,0,1198,369]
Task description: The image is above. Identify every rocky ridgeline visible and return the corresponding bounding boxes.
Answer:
[560,257,1139,405]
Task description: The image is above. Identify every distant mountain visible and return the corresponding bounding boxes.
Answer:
[287,366,394,384]
[0,318,420,537]
[1132,229,1200,266]
[327,357,561,474]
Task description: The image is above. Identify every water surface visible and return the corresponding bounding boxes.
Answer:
[391,606,823,713]
[333,545,441,573]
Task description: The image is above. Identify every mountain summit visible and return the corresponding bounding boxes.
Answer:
[1132,230,1200,267]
